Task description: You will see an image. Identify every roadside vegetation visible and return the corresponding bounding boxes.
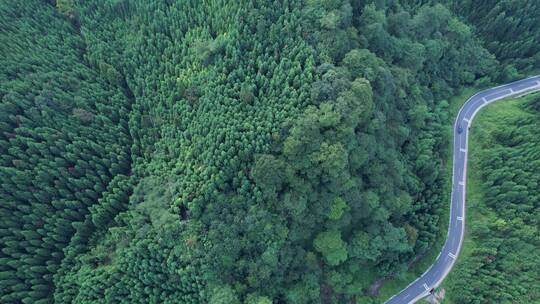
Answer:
[0,1,539,303]
[444,93,540,303]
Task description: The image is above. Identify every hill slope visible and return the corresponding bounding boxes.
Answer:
[0,1,517,303]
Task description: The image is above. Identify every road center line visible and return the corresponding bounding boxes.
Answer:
[385,76,540,304]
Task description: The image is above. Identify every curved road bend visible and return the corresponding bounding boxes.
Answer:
[385,75,540,304]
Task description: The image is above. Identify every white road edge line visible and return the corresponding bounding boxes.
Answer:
[384,75,540,304]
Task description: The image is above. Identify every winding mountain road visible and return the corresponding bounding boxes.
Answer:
[384,76,540,304]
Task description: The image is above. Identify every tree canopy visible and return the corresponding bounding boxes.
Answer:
[1,0,538,303]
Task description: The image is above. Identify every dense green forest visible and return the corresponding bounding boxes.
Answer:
[0,1,133,303]
[445,95,540,303]
[447,0,540,73]
[410,0,540,78]
[0,0,538,303]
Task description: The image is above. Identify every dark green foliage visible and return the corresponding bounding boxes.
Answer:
[0,0,526,303]
[0,1,132,303]
[193,1,494,301]
[448,0,540,72]
[54,178,205,304]
[51,1,319,302]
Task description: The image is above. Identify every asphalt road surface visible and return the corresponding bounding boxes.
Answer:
[384,76,540,304]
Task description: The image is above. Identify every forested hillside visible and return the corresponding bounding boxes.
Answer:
[448,0,540,73]
[445,95,540,303]
[0,0,537,303]
[0,2,133,303]
[407,0,540,79]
